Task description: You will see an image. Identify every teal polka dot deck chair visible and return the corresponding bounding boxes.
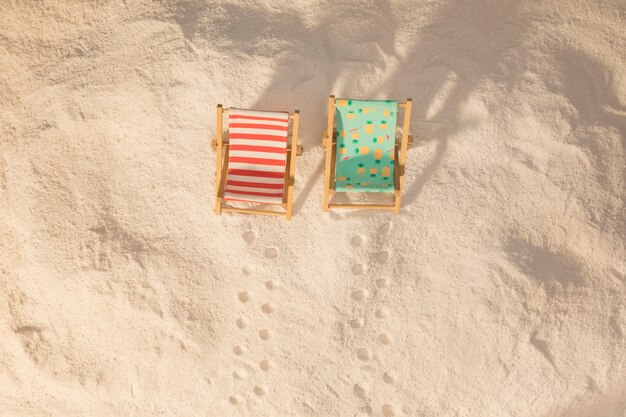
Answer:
[322,96,413,213]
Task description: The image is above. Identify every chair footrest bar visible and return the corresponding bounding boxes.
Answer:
[221,207,288,217]
[328,204,397,210]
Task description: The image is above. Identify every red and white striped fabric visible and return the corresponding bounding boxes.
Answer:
[225,108,290,204]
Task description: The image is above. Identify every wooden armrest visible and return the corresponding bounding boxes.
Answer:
[212,139,229,149]
[322,131,338,148]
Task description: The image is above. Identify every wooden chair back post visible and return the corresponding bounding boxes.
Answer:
[215,104,224,172]
[394,98,412,213]
[286,110,300,219]
[322,95,335,211]
[215,104,224,214]
[326,95,335,144]
[398,98,412,180]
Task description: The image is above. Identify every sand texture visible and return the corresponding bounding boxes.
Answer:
[1,1,625,416]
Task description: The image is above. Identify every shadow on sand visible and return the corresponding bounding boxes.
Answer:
[247,0,528,212]
[174,0,529,213]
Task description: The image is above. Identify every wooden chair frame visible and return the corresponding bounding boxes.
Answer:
[322,95,413,213]
[212,104,301,220]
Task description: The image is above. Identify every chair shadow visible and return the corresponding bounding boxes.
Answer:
[233,0,399,215]
[293,159,324,214]
[247,0,399,149]
[198,0,529,212]
[373,0,528,205]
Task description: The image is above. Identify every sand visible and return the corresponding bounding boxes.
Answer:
[1,1,625,416]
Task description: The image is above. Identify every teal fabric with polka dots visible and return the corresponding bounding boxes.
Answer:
[334,99,398,192]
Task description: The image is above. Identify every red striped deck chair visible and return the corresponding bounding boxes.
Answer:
[213,105,301,219]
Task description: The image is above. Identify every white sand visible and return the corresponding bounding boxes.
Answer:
[1,1,625,416]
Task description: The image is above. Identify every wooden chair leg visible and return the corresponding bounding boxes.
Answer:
[215,104,225,215]
[394,189,402,214]
[216,144,229,215]
[322,141,332,212]
[286,185,294,220]
[323,190,330,212]
[284,111,299,220]
[322,94,335,211]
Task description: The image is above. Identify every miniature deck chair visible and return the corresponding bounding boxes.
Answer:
[213,105,300,219]
[322,96,413,213]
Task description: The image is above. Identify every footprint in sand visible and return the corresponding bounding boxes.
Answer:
[229,394,243,405]
[378,222,392,235]
[243,230,256,245]
[353,381,370,399]
[265,280,280,290]
[238,291,252,303]
[259,329,271,340]
[352,289,369,301]
[370,253,401,414]
[348,236,374,388]
[374,251,390,264]
[349,229,402,414]
[233,369,247,380]
[379,333,393,345]
[352,264,367,275]
[264,247,279,259]
[349,318,365,329]
[351,235,365,247]
[382,403,396,416]
[383,371,396,384]
[262,302,276,314]
[254,385,268,396]
[233,241,280,404]
[259,359,272,371]
[357,347,373,361]
[375,308,389,319]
